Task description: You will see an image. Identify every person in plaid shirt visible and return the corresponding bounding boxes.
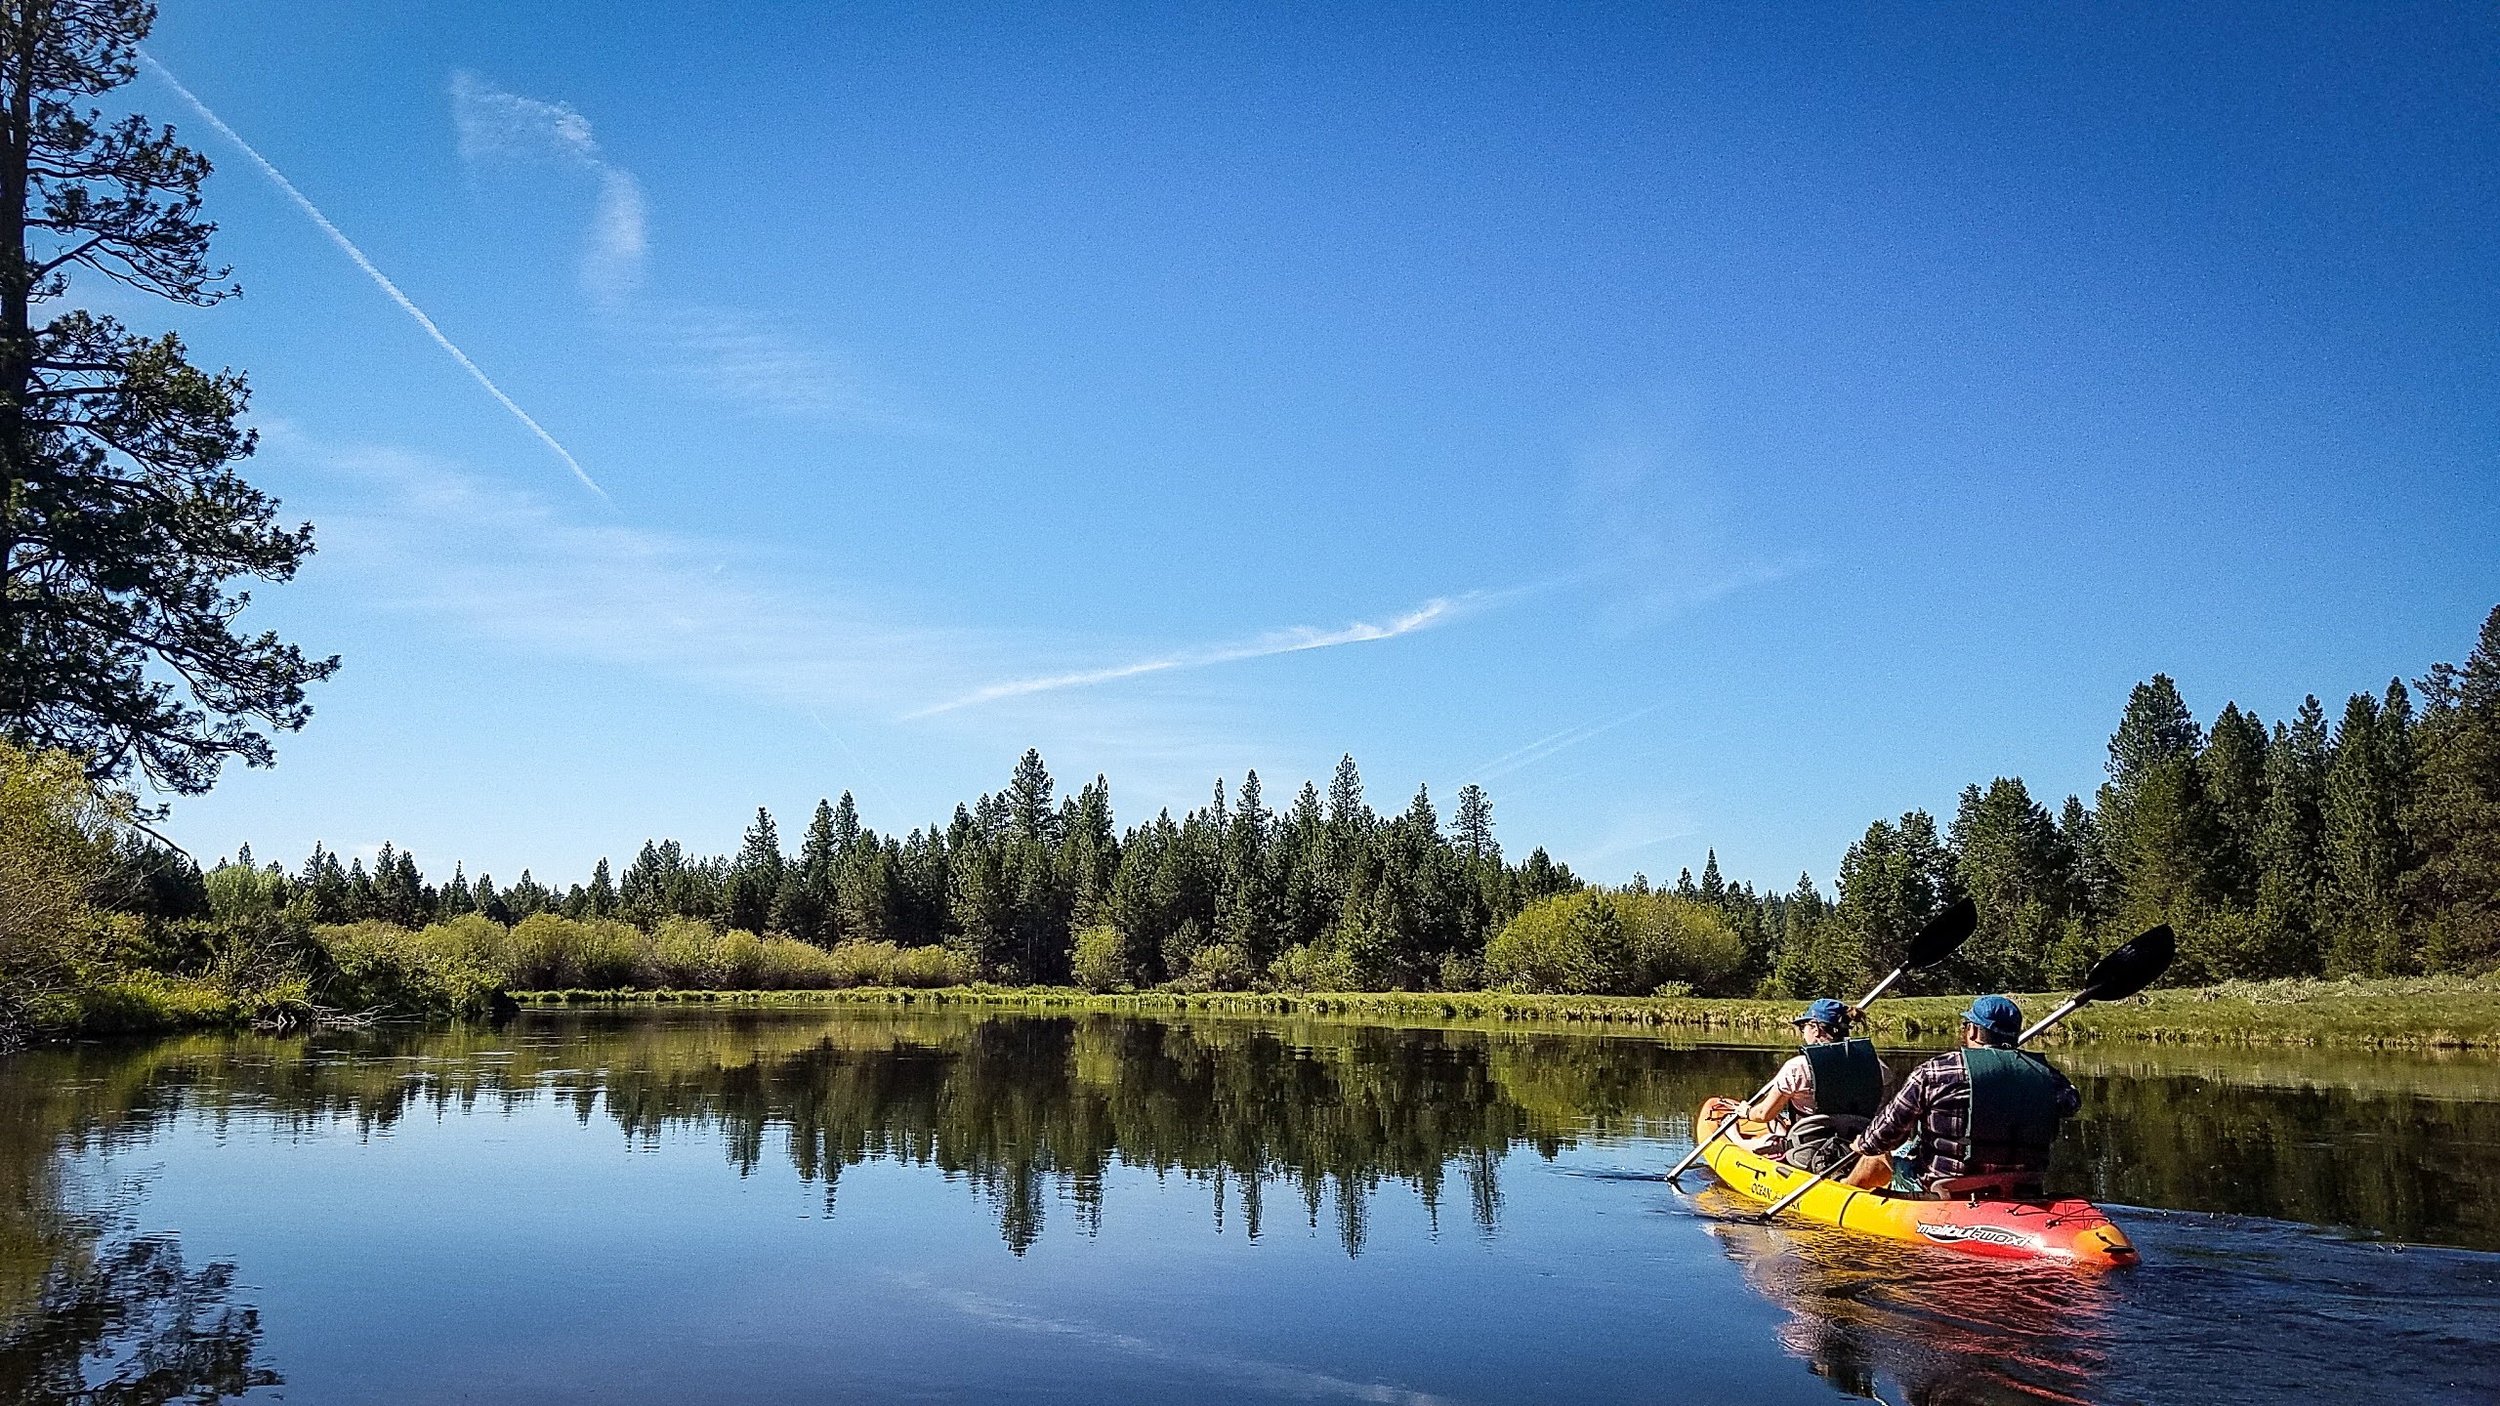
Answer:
[1839,995,2080,1193]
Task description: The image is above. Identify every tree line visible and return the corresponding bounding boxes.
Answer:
[152,755,1587,992]
[1768,603,2500,995]
[116,600,2496,999]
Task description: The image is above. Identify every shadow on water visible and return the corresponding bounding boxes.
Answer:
[2,1009,2498,1403]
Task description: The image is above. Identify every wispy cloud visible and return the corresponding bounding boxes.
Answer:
[632,304,897,423]
[451,72,648,297]
[272,432,950,715]
[1464,703,1663,784]
[1568,427,1807,627]
[139,53,610,503]
[909,596,1471,718]
[449,73,895,424]
[263,432,1506,812]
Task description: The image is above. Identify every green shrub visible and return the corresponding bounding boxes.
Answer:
[1177,940,1252,992]
[825,940,967,988]
[316,920,504,1018]
[1070,925,1129,993]
[0,741,121,1021]
[504,912,643,989]
[1484,889,1747,996]
[1270,941,1356,992]
[202,860,285,921]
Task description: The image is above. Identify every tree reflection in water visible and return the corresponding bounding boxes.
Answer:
[0,1231,280,1405]
[1,1011,2497,1403]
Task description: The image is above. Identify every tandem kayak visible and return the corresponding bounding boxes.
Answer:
[1693,1097,2138,1268]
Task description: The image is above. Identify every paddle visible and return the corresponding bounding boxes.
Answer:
[1754,923,2177,1224]
[1665,897,1976,1183]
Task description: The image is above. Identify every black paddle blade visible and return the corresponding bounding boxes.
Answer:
[1904,897,1979,970]
[2082,924,2176,1003]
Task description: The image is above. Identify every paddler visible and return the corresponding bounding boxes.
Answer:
[1738,998,1889,1162]
[1838,994,2081,1194]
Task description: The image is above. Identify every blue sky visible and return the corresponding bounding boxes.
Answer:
[131,1,2497,891]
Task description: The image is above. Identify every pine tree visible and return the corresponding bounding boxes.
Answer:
[1831,813,1949,995]
[830,790,862,857]
[1453,784,1496,865]
[2322,686,2413,974]
[1948,778,2070,989]
[1216,771,1276,967]
[2201,702,2271,906]
[300,843,349,924]
[473,872,509,925]
[725,807,785,935]
[1771,872,1829,996]
[1108,812,1177,982]
[586,857,617,919]
[2253,698,2330,974]
[2099,675,2222,937]
[775,799,840,943]
[440,862,476,918]
[619,841,667,926]
[1515,847,1575,904]
[1278,781,1333,953]
[2407,605,2500,972]
[345,856,373,920]
[506,870,551,919]
[0,0,339,795]
[2056,796,2115,930]
[1007,750,1058,845]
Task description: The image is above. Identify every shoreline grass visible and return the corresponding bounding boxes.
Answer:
[506,975,2500,1050]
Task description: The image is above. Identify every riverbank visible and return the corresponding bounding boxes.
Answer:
[506,974,2500,1049]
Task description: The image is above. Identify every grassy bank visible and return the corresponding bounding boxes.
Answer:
[510,974,2500,1049]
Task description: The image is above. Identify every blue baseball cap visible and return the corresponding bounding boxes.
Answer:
[1792,998,1851,1028]
[1963,995,2023,1037]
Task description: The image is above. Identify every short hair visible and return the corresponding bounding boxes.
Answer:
[1965,1020,2017,1049]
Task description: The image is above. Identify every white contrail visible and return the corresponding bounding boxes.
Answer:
[137,52,611,503]
[1465,702,1662,783]
[911,595,1468,718]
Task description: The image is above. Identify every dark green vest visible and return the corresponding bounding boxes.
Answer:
[1801,1037,1883,1119]
[1962,1046,2063,1157]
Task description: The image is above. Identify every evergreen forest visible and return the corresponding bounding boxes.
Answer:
[51,602,2500,1004]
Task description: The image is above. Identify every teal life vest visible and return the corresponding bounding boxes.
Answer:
[1961,1046,2065,1164]
[1800,1037,1883,1119]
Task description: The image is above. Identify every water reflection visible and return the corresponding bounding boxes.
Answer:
[0,1232,280,1405]
[3,1015,1766,1258]
[0,1011,2496,1405]
[1696,1186,2116,1405]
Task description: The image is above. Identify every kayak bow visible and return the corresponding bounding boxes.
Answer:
[1693,1098,2137,1269]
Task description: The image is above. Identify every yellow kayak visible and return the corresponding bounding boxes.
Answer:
[1694,1097,2138,1268]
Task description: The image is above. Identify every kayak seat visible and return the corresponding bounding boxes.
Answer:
[1926,1170,2043,1200]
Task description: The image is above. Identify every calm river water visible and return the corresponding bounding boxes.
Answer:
[2,1009,2496,1405]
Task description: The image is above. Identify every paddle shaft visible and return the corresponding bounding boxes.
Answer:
[1756,999,2082,1222]
[2017,997,2085,1046]
[1663,965,1907,1181]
